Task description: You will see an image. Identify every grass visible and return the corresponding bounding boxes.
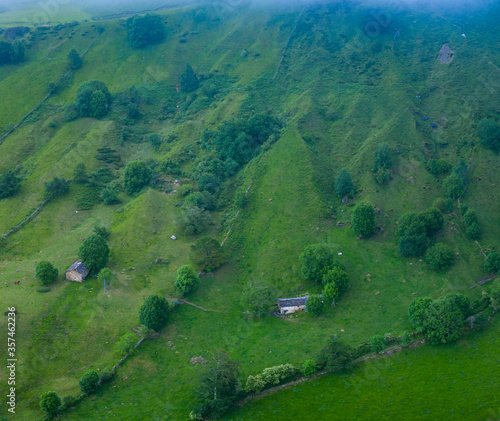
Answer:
[0,2,499,420]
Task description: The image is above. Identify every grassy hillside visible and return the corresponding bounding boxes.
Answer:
[0,1,499,420]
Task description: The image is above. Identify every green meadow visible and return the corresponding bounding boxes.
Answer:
[0,1,499,420]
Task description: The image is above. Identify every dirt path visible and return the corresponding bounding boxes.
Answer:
[177,299,220,313]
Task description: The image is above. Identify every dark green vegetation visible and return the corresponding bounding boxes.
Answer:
[35,261,58,285]
[0,1,499,420]
[78,234,109,273]
[138,294,170,331]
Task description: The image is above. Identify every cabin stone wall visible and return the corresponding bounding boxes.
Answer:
[66,270,87,282]
[279,305,306,315]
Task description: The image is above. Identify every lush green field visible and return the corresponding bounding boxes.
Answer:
[0,1,499,420]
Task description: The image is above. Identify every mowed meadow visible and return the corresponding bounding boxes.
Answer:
[0,1,499,420]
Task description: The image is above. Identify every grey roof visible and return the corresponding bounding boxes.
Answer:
[278,297,308,308]
[66,260,89,274]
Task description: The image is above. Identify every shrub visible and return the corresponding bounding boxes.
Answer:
[123,161,152,195]
[98,369,115,384]
[0,167,23,199]
[79,369,99,394]
[335,168,354,196]
[93,225,110,240]
[301,359,317,376]
[432,197,446,211]
[68,48,82,70]
[60,394,78,410]
[299,244,336,282]
[442,172,465,199]
[408,297,432,329]
[352,202,376,238]
[114,333,138,356]
[485,251,500,273]
[246,364,296,393]
[73,163,88,183]
[39,391,61,415]
[185,191,215,211]
[418,207,444,236]
[426,158,451,176]
[37,286,51,293]
[423,298,465,343]
[35,261,58,285]
[370,334,386,353]
[316,338,353,372]
[478,118,500,152]
[179,205,210,235]
[400,331,411,347]
[373,142,392,172]
[240,282,275,318]
[89,90,108,118]
[425,243,455,271]
[190,236,224,271]
[466,222,481,240]
[75,80,111,118]
[463,208,478,226]
[100,183,121,205]
[398,233,428,257]
[147,133,163,151]
[78,234,109,273]
[175,265,199,294]
[126,14,165,48]
[139,295,170,331]
[306,294,324,317]
[374,167,392,185]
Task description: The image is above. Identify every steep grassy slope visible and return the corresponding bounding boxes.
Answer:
[0,2,499,420]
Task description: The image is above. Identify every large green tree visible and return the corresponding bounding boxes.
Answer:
[423,298,465,343]
[299,244,337,282]
[316,338,353,372]
[442,172,465,199]
[478,118,500,152]
[352,201,376,238]
[306,294,324,317]
[68,48,82,70]
[39,391,61,415]
[126,14,165,48]
[189,236,224,271]
[175,265,199,295]
[35,261,58,285]
[408,297,432,330]
[180,64,199,93]
[425,243,455,271]
[0,168,23,200]
[139,295,170,331]
[123,161,152,195]
[75,80,111,118]
[78,234,110,273]
[335,169,354,197]
[79,370,99,394]
[240,282,275,318]
[43,177,69,200]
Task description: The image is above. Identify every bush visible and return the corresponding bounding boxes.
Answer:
[301,359,317,376]
[478,118,500,152]
[68,48,82,70]
[60,394,78,410]
[335,168,354,196]
[100,183,121,205]
[190,236,224,271]
[89,90,108,118]
[123,161,152,195]
[425,243,455,271]
[240,282,275,318]
[185,191,215,211]
[44,177,69,200]
[175,265,199,294]
[400,331,411,347]
[370,334,387,353]
[93,225,110,240]
[39,391,61,415]
[139,295,170,331]
[37,286,51,293]
[179,205,210,235]
[485,251,500,273]
[78,234,109,273]
[442,172,465,199]
[126,14,165,48]
[35,261,58,285]
[306,294,324,317]
[73,163,88,183]
[373,142,392,172]
[147,133,163,151]
[418,207,444,236]
[245,364,296,393]
[423,298,465,343]
[98,369,115,384]
[299,244,336,282]
[426,158,451,176]
[352,202,375,238]
[79,369,99,394]
[408,297,432,329]
[466,222,481,240]
[374,167,392,185]
[463,208,478,226]
[398,233,428,257]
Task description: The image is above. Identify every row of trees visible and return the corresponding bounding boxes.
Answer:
[0,40,25,65]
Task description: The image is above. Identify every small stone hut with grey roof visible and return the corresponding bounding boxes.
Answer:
[66,260,89,282]
[278,296,308,315]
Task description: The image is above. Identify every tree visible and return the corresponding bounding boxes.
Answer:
[466,222,481,240]
[398,233,428,257]
[97,268,113,285]
[100,183,121,205]
[423,298,465,343]
[352,201,375,238]
[75,80,111,118]
[35,261,58,285]
[196,351,239,419]
[240,282,275,318]
[301,359,317,376]
[478,118,500,152]
[463,208,478,226]
[89,90,108,118]
[395,212,425,238]
[190,237,224,271]
[425,243,455,271]
[400,331,411,347]
[0,167,23,199]
[442,172,465,199]
[316,338,353,372]
[78,234,110,273]
[418,207,444,236]
[485,251,500,273]
[73,163,88,183]
[68,48,82,70]
[114,332,138,356]
[139,295,170,331]
[175,265,199,294]
[185,191,216,211]
[126,14,165,48]
[93,225,110,240]
[445,293,471,319]
[0,40,24,65]
[306,294,324,317]
[79,369,99,394]
[299,244,336,282]
[370,334,386,353]
[321,266,349,305]
[373,142,392,172]
[39,391,61,415]
[43,177,69,200]
[335,169,353,197]
[123,161,152,195]
[408,297,432,330]
[180,64,199,93]
[453,159,469,182]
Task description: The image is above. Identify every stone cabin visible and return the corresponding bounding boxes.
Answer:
[278,296,308,315]
[66,260,89,282]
